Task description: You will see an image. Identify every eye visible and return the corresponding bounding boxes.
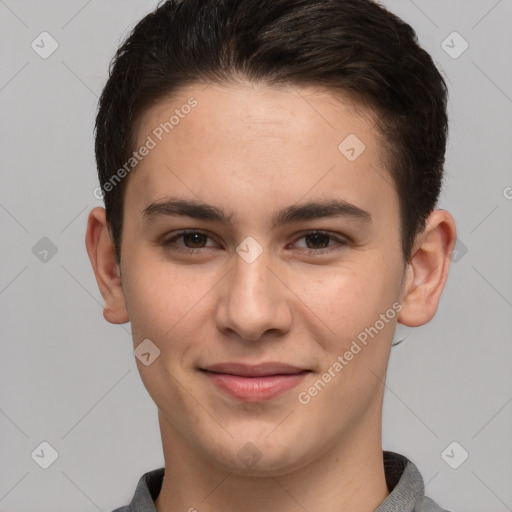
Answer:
[159,230,347,255]
[160,230,217,253]
[289,231,348,254]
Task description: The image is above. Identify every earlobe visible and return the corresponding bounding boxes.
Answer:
[398,209,457,327]
[85,207,129,324]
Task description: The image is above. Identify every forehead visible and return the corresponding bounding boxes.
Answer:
[137,81,380,153]
[126,81,397,229]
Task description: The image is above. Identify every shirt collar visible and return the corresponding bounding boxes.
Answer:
[376,451,426,511]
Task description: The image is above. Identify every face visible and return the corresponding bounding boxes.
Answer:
[117,81,408,474]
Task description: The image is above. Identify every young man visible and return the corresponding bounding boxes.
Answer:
[86,0,457,510]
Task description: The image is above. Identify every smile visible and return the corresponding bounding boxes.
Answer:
[200,363,311,402]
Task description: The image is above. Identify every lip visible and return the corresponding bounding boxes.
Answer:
[200,362,311,402]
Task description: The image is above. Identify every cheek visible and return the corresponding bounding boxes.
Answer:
[301,256,403,352]
[121,255,183,341]
[121,250,220,349]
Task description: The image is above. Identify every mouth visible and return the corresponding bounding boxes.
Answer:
[199,362,311,402]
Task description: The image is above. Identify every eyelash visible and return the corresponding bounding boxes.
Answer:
[159,230,348,255]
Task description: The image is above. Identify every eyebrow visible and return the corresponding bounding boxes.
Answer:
[141,197,371,229]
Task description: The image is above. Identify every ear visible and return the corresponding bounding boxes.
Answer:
[398,209,457,327]
[85,207,129,324]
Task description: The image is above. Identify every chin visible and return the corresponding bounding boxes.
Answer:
[204,431,314,477]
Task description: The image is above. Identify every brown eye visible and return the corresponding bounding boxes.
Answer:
[304,232,331,249]
[291,231,348,255]
[161,230,218,253]
[181,232,208,248]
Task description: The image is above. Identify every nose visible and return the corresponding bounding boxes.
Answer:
[215,246,292,342]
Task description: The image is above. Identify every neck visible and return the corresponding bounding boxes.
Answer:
[154,412,389,512]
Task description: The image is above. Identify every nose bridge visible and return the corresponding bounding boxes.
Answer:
[217,244,290,340]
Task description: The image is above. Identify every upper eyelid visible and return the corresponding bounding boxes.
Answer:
[163,229,347,247]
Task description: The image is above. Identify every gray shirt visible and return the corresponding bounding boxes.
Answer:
[111,451,450,512]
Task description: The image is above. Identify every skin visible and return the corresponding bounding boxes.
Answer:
[86,81,456,512]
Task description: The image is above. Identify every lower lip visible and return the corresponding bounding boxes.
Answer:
[202,371,309,402]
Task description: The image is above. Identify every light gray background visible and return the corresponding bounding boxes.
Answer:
[1,0,511,510]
